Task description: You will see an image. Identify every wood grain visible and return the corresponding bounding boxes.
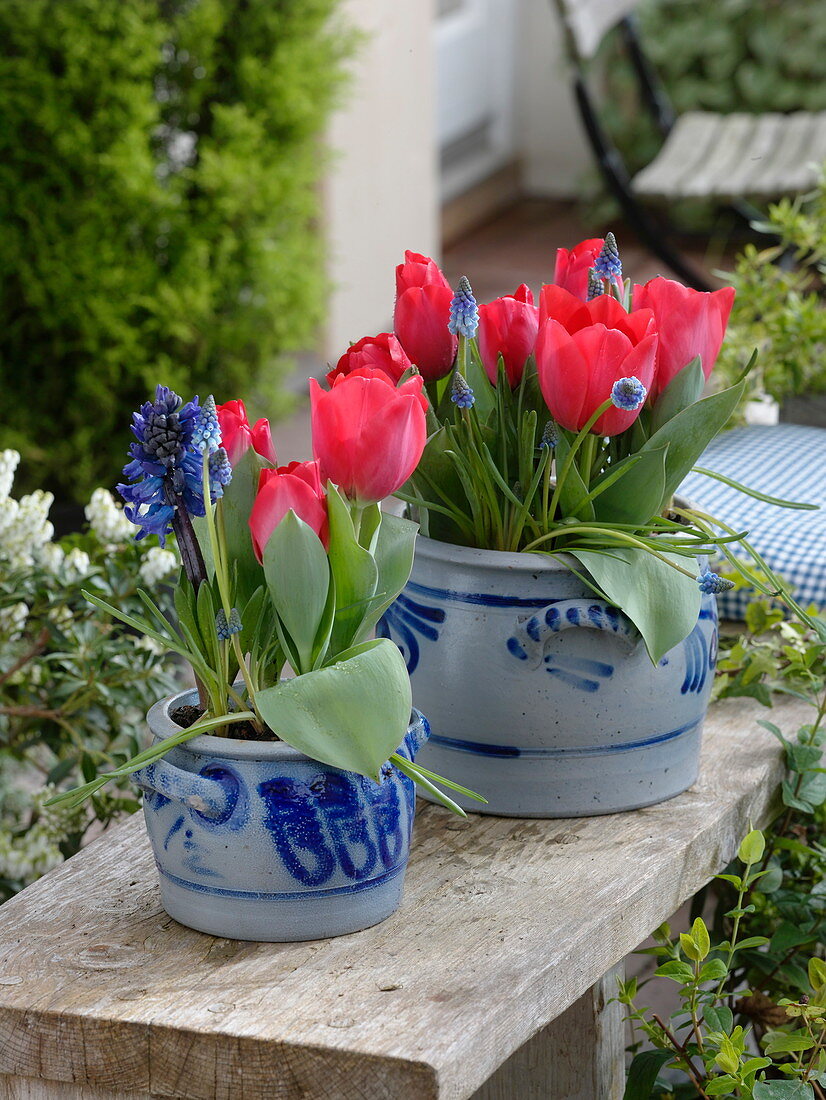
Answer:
[0,695,811,1099]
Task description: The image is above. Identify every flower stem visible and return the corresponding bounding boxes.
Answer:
[546,397,613,522]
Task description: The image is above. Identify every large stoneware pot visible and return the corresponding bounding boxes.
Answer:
[134,688,430,941]
[378,536,717,818]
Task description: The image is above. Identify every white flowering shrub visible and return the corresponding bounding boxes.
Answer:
[0,454,181,900]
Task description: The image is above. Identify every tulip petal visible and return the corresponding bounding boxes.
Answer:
[536,319,594,432]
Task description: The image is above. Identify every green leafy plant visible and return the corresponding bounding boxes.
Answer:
[621,596,826,1098]
[715,179,826,407]
[0,0,354,501]
[0,452,180,900]
[48,385,479,817]
[396,242,823,663]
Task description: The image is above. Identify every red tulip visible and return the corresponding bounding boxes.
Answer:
[394,284,457,382]
[478,285,539,388]
[309,367,428,504]
[536,288,658,436]
[395,250,452,294]
[216,400,277,467]
[394,251,456,381]
[248,460,328,561]
[552,238,605,300]
[632,277,736,400]
[327,332,414,387]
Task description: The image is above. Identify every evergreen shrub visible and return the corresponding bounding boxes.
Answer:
[0,0,351,500]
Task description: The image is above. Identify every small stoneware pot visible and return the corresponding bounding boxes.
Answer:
[378,536,717,818]
[133,688,429,941]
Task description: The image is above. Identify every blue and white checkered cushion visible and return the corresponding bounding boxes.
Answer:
[679,424,826,620]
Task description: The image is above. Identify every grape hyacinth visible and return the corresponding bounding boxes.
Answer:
[586,268,604,302]
[540,420,558,449]
[192,395,222,455]
[610,377,647,412]
[594,232,622,282]
[697,568,735,595]
[450,371,475,409]
[216,608,243,640]
[448,276,479,339]
[209,448,232,500]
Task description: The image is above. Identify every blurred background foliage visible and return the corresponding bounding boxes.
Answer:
[0,0,353,502]
[716,180,826,406]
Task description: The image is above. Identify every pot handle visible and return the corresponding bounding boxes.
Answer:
[132,759,231,820]
[508,599,638,669]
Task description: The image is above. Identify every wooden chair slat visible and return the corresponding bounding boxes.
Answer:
[633,111,826,201]
[720,113,788,197]
[631,112,725,197]
[681,113,762,198]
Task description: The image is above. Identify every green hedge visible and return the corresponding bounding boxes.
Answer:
[0,0,351,500]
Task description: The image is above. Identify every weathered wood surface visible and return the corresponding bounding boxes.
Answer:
[0,696,811,1100]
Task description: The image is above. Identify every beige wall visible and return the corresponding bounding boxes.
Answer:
[322,0,439,364]
[515,0,592,198]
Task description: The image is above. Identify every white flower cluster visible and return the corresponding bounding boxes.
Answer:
[0,787,85,885]
[0,482,55,572]
[63,547,91,582]
[85,488,133,545]
[139,545,178,586]
[0,783,87,884]
[0,821,64,883]
[0,449,19,504]
[0,601,28,641]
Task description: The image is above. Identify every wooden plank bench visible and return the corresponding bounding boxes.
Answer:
[0,695,811,1100]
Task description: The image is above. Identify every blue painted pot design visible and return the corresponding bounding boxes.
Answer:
[378,536,717,818]
[134,690,429,941]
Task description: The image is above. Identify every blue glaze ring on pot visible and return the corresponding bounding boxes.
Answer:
[377,536,717,818]
[133,690,429,941]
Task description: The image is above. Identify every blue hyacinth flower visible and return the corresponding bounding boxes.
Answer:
[118,384,208,545]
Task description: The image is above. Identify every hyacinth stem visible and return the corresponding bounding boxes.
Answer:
[200,456,263,730]
[166,483,207,589]
[168,489,208,709]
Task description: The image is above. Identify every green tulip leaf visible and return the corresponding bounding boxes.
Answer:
[649,355,705,433]
[263,510,330,674]
[592,445,668,527]
[554,430,595,522]
[641,378,746,507]
[325,483,378,657]
[256,637,412,779]
[569,547,701,663]
[360,511,419,637]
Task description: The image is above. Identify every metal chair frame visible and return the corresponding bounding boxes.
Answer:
[554,2,767,291]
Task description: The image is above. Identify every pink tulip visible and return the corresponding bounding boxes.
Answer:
[394,250,452,294]
[536,288,657,436]
[552,238,605,300]
[309,367,428,504]
[248,460,328,561]
[216,400,277,467]
[327,332,414,387]
[394,251,457,381]
[394,284,458,382]
[478,285,539,388]
[632,277,736,400]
